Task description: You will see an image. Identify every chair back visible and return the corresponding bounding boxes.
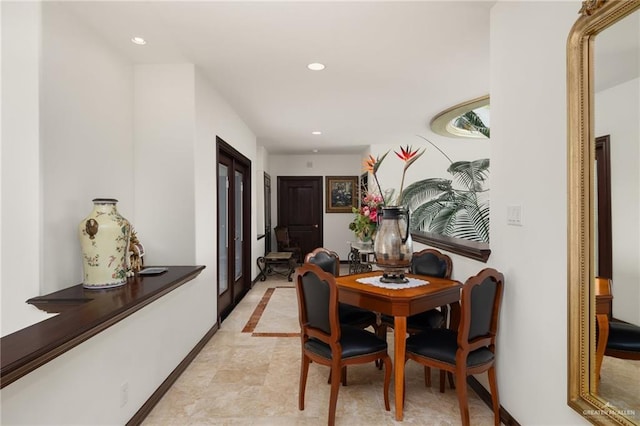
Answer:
[305,248,340,276]
[595,276,612,297]
[410,248,452,278]
[274,225,291,250]
[458,268,504,347]
[295,263,340,341]
[594,276,640,360]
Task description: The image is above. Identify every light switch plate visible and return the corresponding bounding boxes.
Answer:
[507,205,523,226]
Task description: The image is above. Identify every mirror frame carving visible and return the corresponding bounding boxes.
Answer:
[567,1,640,425]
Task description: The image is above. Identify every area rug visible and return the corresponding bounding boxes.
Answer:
[242,287,300,337]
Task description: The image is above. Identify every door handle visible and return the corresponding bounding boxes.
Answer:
[313,224,318,228]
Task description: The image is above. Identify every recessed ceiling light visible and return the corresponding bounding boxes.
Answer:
[312,131,322,135]
[307,63,325,71]
[131,37,147,45]
[312,149,319,153]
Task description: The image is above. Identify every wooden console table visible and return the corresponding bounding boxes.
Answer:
[256,252,296,281]
[0,265,205,388]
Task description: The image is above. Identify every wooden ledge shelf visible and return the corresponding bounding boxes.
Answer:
[0,265,205,389]
[412,231,491,263]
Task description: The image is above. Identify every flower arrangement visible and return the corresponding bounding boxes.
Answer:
[364,145,425,207]
[348,191,384,242]
[348,145,424,241]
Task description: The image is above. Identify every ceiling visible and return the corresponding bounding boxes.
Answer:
[60,1,493,155]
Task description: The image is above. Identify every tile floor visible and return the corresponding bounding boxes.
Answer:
[598,348,640,422]
[142,271,499,425]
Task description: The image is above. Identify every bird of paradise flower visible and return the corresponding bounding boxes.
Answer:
[363,145,425,207]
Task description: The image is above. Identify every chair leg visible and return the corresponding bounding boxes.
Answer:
[299,354,310,410]
[382,356,392,411]
[595,313,609,392]
[327,368,348,387]
[455,370,470,426]
[488,366,501,426]
[424,366,431,387]
[440,304,449,327]
[377,323,388,340]
[402,364,407,407]
[376,324,388,370]
[433,369,454,391]
[328,361,342,426]
[439,369,446,393]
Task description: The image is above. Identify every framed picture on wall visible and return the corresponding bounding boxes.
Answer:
[325,176,358,213]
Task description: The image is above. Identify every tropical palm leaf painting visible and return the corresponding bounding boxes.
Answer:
[402,158,489,243]
[368,132,490,244]
[400,145,490,243]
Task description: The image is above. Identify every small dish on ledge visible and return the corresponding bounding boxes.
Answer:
[138,267,168,275]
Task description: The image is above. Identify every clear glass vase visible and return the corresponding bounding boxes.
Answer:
[374,206,413,283]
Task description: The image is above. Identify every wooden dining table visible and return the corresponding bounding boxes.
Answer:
[335,271,463,421]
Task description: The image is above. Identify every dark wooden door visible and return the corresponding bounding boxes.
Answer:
[217,138,251,321]
[231,161,249,305]
[596,135,612,280]
[277,176,323,259]
[264,172,272,254]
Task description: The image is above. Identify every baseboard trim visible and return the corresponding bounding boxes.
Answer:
[127,323,219,426]
[467,376,520,426]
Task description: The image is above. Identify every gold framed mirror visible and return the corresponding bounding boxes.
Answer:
[567,1,640,425]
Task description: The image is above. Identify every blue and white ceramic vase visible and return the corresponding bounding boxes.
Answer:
[78,198,131,289]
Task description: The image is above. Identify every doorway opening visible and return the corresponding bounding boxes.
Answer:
[276,176,323,259]
[217,137,251,321]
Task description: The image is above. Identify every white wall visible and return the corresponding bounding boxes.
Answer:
[41,2,135,295]
[489,2,585,424]
[595,77,640,324]
[269,153,363,260]
[1,1,54,336]
[254,145,269,256]
[134,64,196,265]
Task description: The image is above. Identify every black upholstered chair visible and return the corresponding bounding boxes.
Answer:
[595,277,640,389]
[305,248,379,332]
[305,247,341,275]
[380,249,452,332]
[405,267,504,426]
[295,263,391,426]
[406,248,453,329]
